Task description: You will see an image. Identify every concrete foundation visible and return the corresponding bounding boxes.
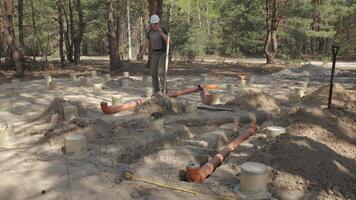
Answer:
[45,76,52,86]
[49,80,58,90]
[80,77,88,86]
[104,74,111,82]
[146,87,153,98]
[12,79,20,91]
[226,84,234,95]
[296,87,305,97]
[184,100,197,113]
[91,71,97,79]
[63,105,78,122]
[121,79,130,88]
[93,84,102,95]
[65,134,87,159]
[240,162,269,200]
[266,126,286,141]
[200,74,208,82]
[168,81,178,90]
[112,95,123,107]
[123,72,129,78]
[70,73,77,81]
[239,79,246,88]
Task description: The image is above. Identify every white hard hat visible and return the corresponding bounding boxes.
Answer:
[150,15,160,24]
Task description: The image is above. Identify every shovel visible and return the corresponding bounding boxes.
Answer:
[328,45,339,109]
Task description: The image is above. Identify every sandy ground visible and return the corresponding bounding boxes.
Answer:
[0,59,355,200]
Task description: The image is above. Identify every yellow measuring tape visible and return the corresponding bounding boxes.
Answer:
[123,170,236,200]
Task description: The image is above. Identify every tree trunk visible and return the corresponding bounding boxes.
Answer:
[63,0,74,62]
[156,0,163,19]
[18,0,24,50]
[264,0,288,64]
[57,0,65,66]
[265,29,277,64]
[148,0,156,16]
[30,0,38,60]
[107,0,121,72]
[73,0,84,64]
[0,5,24,76]
[126,0,132,60]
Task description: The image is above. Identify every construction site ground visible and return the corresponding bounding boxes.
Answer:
[0,59,355,200]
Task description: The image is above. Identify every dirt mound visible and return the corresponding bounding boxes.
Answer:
[19,97,89,137]
[279,107,356,145]
[247,107,356,199]
[225,91,281,117]
[271,63,330,80]
[251,134,356,199]
[302,83,356,108]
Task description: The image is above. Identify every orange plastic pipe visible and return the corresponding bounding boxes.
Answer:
[100,84,221,114]
[100,100,145,114]
[186,123,257,183]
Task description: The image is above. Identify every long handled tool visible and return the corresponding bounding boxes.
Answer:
[162,34,170,94]
[328,45,339,109]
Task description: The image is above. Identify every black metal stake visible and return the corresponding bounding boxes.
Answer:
[328,45,339,109]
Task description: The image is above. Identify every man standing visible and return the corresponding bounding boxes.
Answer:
[138,15,168,93]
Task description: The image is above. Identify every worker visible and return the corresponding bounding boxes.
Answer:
[137,14,168,93]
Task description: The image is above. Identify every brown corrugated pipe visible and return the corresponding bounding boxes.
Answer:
[186,123,258,183]
[100,84,221,114]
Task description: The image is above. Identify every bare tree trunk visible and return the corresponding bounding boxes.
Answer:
[107,0,121,72]
[198,2,202,29]
[30,0,38,60]
[0,4,24,76]
[63,0,74,62]
[57,0,65,66]
[126,0,132,60]
[148,0,156,16]
[156,0,163,19]
[73,0,84,64]
[18,0,24,50]
[264,0,288,64]
[45,32,50,62]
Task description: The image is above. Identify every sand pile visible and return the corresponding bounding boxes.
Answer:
[271,63,331,80]
[247,106,356,199]
[302,83,356,108]
[250,133,356,199]
[225,91,281,117]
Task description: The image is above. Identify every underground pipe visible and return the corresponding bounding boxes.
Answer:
[100,84,220,114]
[186,123,257,183]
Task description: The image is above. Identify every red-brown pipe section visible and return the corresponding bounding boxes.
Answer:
[100,84,221,114]
[186,123,258,183]
[100,99,145,114]
[167,86,200,98]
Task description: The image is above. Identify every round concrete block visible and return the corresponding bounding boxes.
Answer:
[240,162,269,200]
[45,76,52,86]
[93,84,102,95]
[104,74,111,81]
[91,71,97,79]
[112,95,123,107]
[226,84,234,95]
[146,87,153,98]
[184,100,197,113]
[70,73,77,81]
[63,105,78,122]
[65,134,87,159]
[121,79,130,88]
